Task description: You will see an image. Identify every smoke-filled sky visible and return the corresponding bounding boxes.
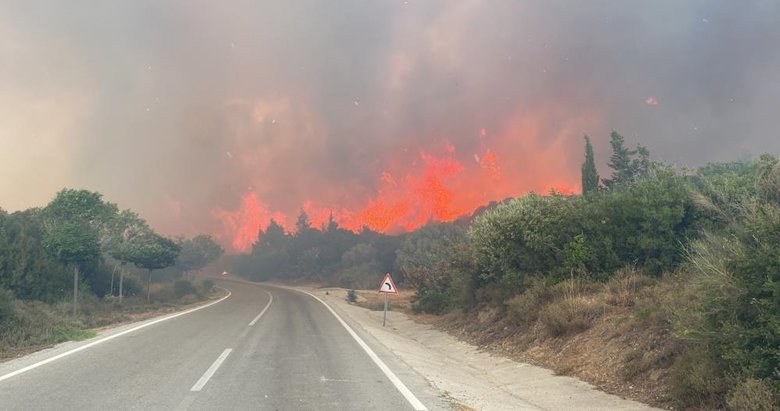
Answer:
[2,1,780,251]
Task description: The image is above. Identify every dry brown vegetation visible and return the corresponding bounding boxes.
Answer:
[430,268,687,408]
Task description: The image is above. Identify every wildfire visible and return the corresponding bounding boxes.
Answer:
[213,129,581,252]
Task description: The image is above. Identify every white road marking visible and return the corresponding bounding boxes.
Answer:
[248,289,273,326]
[266,285,428,411]
[190,348,232,392]
[0,288,232,384]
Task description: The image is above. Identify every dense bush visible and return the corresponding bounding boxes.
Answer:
[668,157,780,408]
[539,296,602,337]
[173,279,197,298]
[470,194,581,289]
[201,279,214,294]
[0,288,16,325]
[411,288,449,314]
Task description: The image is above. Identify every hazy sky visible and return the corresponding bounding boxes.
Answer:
[2,1,779,249]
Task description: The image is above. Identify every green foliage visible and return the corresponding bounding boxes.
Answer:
[668,191,780,407]
[0,209,72,301]
[726,378,778,411]
[201,279,214,294]
[43,221,100,266]
[581,135,599,195]
[668,342,728,409]
[563,234,590,279]
[506,277,554,328]
[339,243,380,289]
[581,167,695,276]
[469,193,581,287]
[0,288,16,325]
[691,160,759,224]
[347,289,357,303]
[127,232,180,271]
[411,288,449,315]
[176,234,224,274]
[53,327,96,342]
[396,223,468,312]
[756,153,780,204]
[173,279,197,298]
[43,189,118,264]
[602,131,651,190]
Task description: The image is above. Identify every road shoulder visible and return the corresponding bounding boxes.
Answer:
[308,286,661,411]
[0,287,230,381]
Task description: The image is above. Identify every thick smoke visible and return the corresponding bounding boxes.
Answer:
[1,1,779,250]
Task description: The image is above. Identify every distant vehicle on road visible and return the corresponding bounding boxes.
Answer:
[221,271,228,276]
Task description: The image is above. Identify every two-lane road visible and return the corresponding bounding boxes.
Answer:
[0,280,439,410]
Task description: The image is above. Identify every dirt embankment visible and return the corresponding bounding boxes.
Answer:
[435,304,677,409]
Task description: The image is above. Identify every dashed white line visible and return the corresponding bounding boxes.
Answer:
[248,290,273,326]
[190,348,232,392]
[0,288,232,384]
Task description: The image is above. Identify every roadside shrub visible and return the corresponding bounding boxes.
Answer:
[346,289,357,303]
[411,288,449,314]
[669,343,728,409]
[0,288,16,325]
[151,285,176,303]
[506,278,553,328]
[539,296,602,337]
[174,279,197,298]
[726,378,777,411]
[0,299,82,356]
[201,279,214,294]
[604,266,654,307]
[469,194,581,286]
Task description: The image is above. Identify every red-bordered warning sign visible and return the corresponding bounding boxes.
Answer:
[378,273,398,294]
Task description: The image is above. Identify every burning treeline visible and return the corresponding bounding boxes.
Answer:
[213,124,583,253]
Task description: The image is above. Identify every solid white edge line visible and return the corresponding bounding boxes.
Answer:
[248,290,274,326]
[190,348,232,392]
[266,285,428,411]
[0,287,232,384]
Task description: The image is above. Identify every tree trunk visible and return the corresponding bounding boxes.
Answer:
[110,264,118,297]
[73,265,79,316]
[147,269,152,304]
[119,268,124,305]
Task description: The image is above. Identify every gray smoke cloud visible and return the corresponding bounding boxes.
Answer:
[1,1,779,246]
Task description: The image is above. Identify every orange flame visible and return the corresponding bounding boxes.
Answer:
[213,105,593,252]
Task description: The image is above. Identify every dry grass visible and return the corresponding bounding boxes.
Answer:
[428,270,686,408]
[0,284,223,362]
[352,289,415,313]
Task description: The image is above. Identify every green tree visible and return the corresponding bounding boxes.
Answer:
[602,131,635,189]
[602,131,652,190]
[127,231,180,303]
[42,189,117,315]
[176,235,224,276]
[339,243,381,289]
[396,223,468,312]
[581,135,599,195]
[105,210,149,303]
[0,209,71,302]
[252,219,288,254]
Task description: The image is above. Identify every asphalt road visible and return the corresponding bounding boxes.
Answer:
[0,279,443,410]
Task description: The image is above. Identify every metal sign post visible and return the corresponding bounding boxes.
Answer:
[378,273,398,327]
[383,293,389,327]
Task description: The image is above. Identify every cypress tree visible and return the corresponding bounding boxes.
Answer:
[581,135,599,195]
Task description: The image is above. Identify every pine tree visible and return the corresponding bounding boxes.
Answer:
[581,135,599,195]
[603,131,636,190]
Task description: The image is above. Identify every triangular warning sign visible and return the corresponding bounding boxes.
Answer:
[378,273,398,294]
